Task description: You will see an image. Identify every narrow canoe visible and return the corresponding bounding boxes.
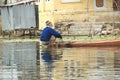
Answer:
[51,40,120,47]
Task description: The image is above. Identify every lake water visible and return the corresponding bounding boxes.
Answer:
[0,40,120,80]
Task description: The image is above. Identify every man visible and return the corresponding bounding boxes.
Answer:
[40,21,62,77]
[40,20,62,45]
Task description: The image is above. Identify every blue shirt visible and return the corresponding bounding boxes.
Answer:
[40,27,62,41]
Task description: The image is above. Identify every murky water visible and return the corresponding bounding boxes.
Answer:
[0,41,40,80]
[0,40,120,80]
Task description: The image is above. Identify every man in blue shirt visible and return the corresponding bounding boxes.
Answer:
[40,20,62,45]
[40,21,62,70]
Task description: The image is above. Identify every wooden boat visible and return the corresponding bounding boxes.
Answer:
[51,40,120,47]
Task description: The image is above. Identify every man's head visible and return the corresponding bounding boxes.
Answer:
[45,20,53,27]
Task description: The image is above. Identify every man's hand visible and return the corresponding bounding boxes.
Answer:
[59,36,62,39]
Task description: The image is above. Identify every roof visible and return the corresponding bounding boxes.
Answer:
[0,0,35,7]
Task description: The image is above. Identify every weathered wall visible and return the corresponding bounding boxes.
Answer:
[39,0,113,29]
[38,0,120,36]
[38,0,55,29]
[54,0,88,11]
[53,0,113,22]
[1,4,36,30]
[54,11,120,36]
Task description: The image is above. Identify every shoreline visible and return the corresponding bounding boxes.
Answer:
[0,36,120,47]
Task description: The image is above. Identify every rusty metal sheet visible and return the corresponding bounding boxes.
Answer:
[1,4,36,30]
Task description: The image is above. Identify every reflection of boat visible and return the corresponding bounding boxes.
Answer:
[51,40,120,47]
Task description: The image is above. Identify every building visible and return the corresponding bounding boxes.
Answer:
[0,0,119,36]
[0,0,40,37]
[38,0,112,29]
[0,0,37,30]
[38,0,120,35]
[0,0,29,4]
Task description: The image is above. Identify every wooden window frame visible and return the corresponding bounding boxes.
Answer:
[96,0,104,7]
[94,0,106,9]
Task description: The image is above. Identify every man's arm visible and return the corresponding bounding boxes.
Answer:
[50,28,62,39]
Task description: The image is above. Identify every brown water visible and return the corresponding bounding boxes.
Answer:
[0,41,120,80]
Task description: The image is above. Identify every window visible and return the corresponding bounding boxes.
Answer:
[61,0,80,3]
[94,0,106,9]
[96,0,104,7]
[46,0,50,2]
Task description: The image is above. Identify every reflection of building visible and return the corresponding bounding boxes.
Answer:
[51,48,117,80]
[39,45,63,80]
[114,50,120,79]
[3,42,38,66]
[40,47,116,80]
[1,42,40,80]
[0,65,20,80]
[114,51,120,68]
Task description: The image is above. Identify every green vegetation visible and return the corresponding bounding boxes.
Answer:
[1,35,120,43]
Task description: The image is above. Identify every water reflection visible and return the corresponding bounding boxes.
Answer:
[0,41,40,80]
[40,47,120,80]
[0,41,120,80]
[40,43,63,80]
